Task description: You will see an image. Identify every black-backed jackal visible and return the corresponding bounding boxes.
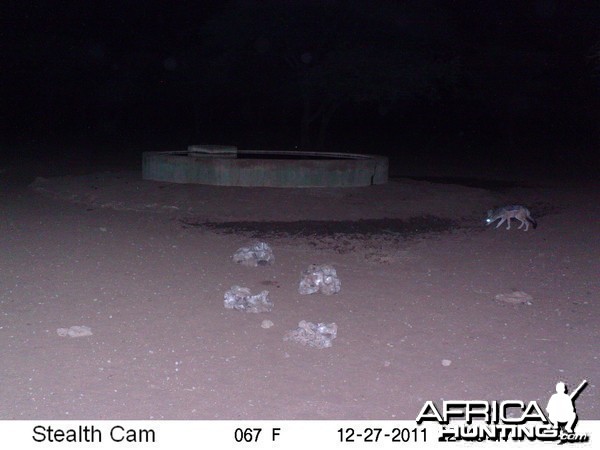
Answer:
[486,205,537,231]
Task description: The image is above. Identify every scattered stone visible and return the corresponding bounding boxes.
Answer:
[57,325,93,338]
[233,242,275,267]
[442,359,452,367]
[224,286,273,313]
[261,319,274,329]
[298,264,341,295]
[495,291,533,305]
[284,320,337,349]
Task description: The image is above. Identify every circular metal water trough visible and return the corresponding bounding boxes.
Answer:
[142,146,388,187]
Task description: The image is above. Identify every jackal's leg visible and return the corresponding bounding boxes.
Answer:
[517,219,525,229]
[495,218,506,229]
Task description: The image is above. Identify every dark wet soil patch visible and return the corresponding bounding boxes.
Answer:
[181,215,457,239]
[397,176,532,190]
[523,201,561,218]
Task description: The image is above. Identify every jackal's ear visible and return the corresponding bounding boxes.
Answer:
[486,210,493,216]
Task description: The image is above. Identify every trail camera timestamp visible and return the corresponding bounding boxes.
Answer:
[338,427,427,443]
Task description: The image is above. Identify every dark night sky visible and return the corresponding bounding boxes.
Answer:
[1,0,599,177]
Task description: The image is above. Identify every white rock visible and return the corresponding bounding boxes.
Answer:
[261,320,274,329]
[57,325,93,338]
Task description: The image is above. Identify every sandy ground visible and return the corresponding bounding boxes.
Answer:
[0,169,597,420]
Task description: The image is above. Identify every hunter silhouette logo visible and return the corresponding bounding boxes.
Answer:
[416,380,590,443]
[546,380,587,434]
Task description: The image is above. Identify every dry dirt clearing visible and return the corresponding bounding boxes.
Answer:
[0,171,597,419]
